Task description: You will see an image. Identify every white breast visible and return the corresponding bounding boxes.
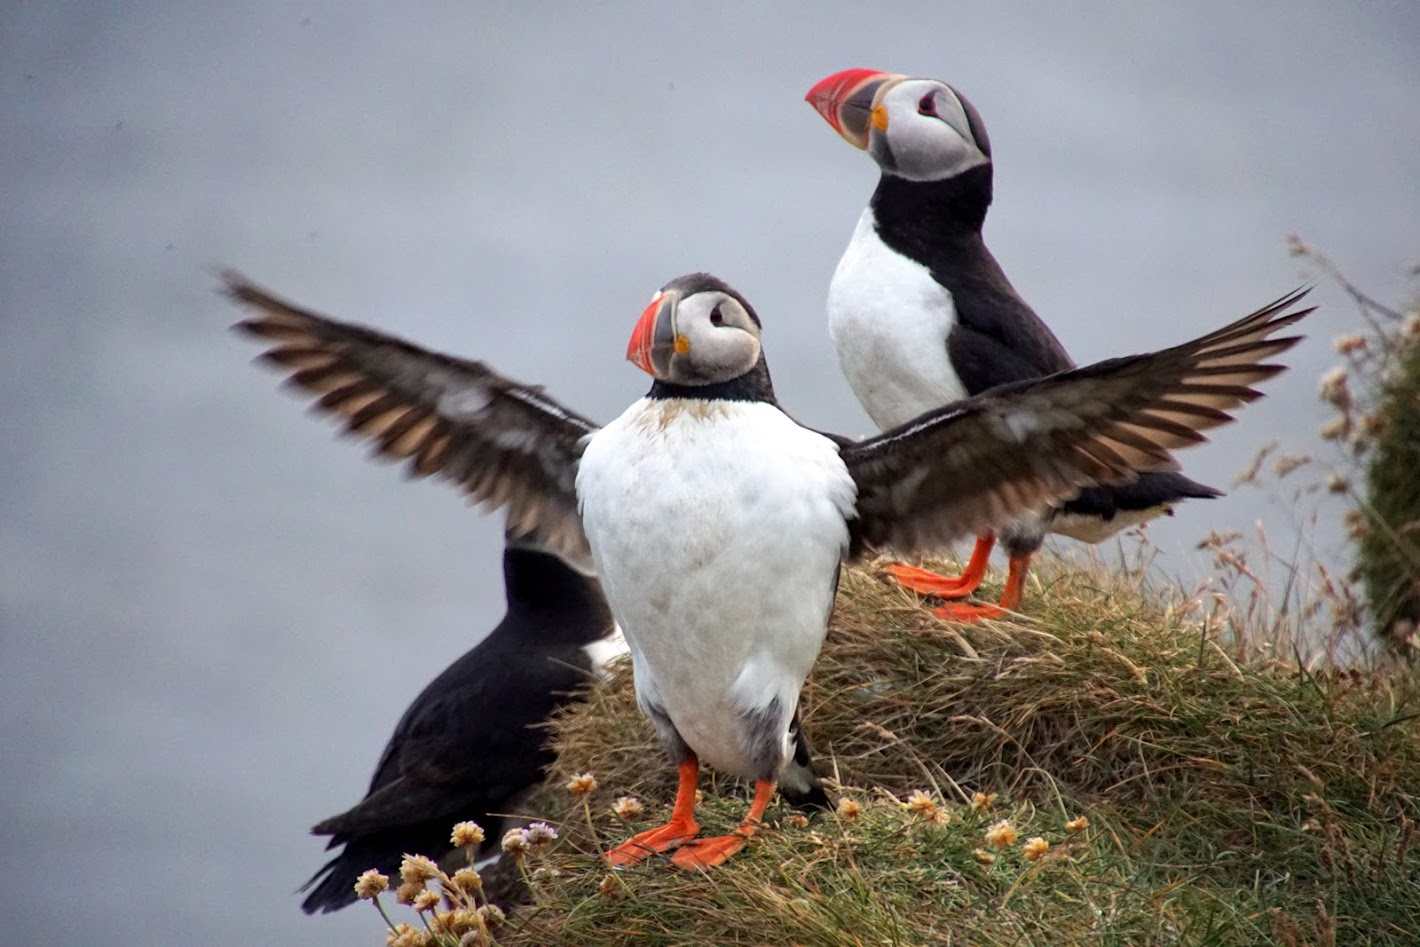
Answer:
[575,399,857,779]
[828,209,967,429]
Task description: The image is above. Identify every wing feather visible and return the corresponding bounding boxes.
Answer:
[845,288,1312,554]
[225,271,598,561]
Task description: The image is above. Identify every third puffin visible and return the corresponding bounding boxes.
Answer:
[807,68,1226,621]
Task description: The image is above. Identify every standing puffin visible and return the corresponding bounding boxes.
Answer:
[807,69,1225,621]
[228,270,1306,867]
[299,526,624,913]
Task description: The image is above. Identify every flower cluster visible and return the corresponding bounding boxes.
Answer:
[565,773,598,796]
[351,820,506,947]
[902,789,949,826]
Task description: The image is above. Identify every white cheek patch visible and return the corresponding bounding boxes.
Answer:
[879,81,990,183]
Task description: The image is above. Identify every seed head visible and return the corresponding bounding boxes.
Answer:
[385,922,427,947]
[599,873,622,899]
[1065,816,1089,832]
[835,797,863,822]
[786,813,810,828]
[985,819,1018,848]
[451,821,485,849]
[565,772,598,796]
[1333,333,1368,355]
[395,880,426,905]
[904,789,938,817]
[399,853,441,885]
[612,796,644,819]
[431,909,478,938]
[479,904,506,928]
[970,791,998,812]
[1318,415,1350,441]
[973,848,996,864]
[1402,311,1420,342]
[449,867,482,896]
[413,889,441,912]
[354,868,389,900]
[1023,836,1050,861]
[501,828,530,857]
[1318,367,1351,408]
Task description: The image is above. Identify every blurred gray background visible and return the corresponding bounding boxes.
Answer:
[3,2,1417,943]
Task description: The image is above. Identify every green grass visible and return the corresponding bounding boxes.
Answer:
[1358,330,1420,655]
[491,555,1420,947]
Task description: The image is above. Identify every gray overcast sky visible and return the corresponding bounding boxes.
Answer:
[3,3,1417,943]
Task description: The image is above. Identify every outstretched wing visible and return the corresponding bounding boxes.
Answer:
[844,288,1311,555]
[225,271,598,561]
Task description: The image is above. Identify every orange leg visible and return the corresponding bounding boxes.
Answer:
[671,778,776,870]
[886,534,995,599]
[932,553,1029,623]
[607,757,700,867]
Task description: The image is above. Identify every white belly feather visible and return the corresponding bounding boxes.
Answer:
[828,209,967,429]
[576,399,856,779]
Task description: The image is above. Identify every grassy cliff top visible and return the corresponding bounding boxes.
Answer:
[378,554,1420,946]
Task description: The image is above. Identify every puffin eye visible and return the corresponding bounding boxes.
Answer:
[709,305,725,326]
[917,93,938,117]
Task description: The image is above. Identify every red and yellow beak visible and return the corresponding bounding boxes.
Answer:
[805,68,901,150]
[626,290,681,377]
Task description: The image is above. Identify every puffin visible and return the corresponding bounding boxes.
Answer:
[298,525,625,913]
[227,270,1307,867]
[807,68,1226,621]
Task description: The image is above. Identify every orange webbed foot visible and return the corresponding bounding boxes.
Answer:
[885,562,978,598]
[929,553,1028,624]
[930,600,1007,623]
[669,778,775,869]
[670,831,751,869]
[607,819,700,867]
[885,535,995,600]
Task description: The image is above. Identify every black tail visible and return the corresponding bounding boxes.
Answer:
[1062,470,1221,520]
[779,712,831,809]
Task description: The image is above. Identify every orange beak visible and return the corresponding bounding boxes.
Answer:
[805,68,899,150]
[627,291,678,376]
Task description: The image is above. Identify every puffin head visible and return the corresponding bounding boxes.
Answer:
[626,273,763,385]
[805,69,992,183]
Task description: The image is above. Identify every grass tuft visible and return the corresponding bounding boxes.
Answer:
[494,554,1420,946]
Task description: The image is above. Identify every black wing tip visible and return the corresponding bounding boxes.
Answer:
[298,878,354,915]
[215,267,263,303]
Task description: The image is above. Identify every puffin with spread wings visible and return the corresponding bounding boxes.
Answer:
[229,270,1307,868]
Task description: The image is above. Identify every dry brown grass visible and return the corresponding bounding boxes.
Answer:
[472,553,1420,946]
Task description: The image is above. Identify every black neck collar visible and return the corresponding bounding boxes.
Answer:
[646,357,778,405]
[869,164,993,259]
